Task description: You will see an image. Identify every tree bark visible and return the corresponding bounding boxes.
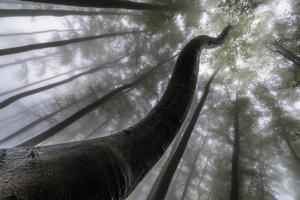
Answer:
[20,0,186,12]
[230,93,240,200]
[0,9,138,18]
[180,135,208,200]
[0,29,77,37]
[147,65,224,200]
[18,54,178,147]
[0,30,143,56]
[0,55,126,109]
[0,26,231,200]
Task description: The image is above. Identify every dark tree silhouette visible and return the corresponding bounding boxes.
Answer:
[20,0,187,11]
[0,9,138,18]
[147,66,223,200]
[0,30,143,56]
[180,135,208,200]
[0,26,231,200]
[0,52,59,69]
[230,93,240,200]
[0,56,125,108]
[0,29,77,37]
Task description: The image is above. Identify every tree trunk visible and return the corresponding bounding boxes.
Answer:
[0,55,127,109]
[230,93,240,200]
[20,0,186,12]
[0,9,138,18]
[0,30,143,56]
[180,135,207,200]
[196,156,210,200]
[0,53,59,70]
[272,42,300,66]
[0,26,231,200]
[18,54,178,147]
[0,96,90,146]
[147,65,223,200]
[180,134,208,200]
[0,29,77,37]
[0,55,123,98]
[279,122,300,165]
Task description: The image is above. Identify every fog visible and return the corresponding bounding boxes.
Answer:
[0,0,299,199]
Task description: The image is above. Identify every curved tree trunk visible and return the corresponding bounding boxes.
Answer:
[230,93,240,200]
[20,0,186,12]
[146,64,223,200]
[0,30,143,56]
[18,54,178,147]
[0,9,138,18]
[0,26,231,200]
[0,55,125,109]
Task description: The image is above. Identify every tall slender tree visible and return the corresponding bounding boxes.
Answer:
[230,93,240,200]
[0,55,124,97]
[0,56,123,109]
[180,134,208,200]
[0,53,59,69]
[0,9,138,18]
[0,26,231,200]
[20,0,189,12]
[0,30,143,56]
[0,29,77,37]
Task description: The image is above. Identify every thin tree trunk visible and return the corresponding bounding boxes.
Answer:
[180,135,208,200]
[0,106,66,146]
[0,9,138,18]
[18,54,178,147]
[20,0,186,12]
[0,94,92,146]
[0,30,143,56]
[0,52,59,69]
[0,55,126,109]
[196,156,210,200]
[85,114,119,139]
[272,42,300,66]
[230,93,240,200]
[279,122,300,165]
[0,29,77,37]
[147,65,223,200]
[0,56,124,98]
[0,26,231,200]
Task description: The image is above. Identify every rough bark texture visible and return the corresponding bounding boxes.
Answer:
[18,55,178,147]
[0,9,138,18]
[0,26,231,200]
[0,30,143,56]
[0,55,125,109]
[21,0,185,11]
[230,94,240,200]
[146,63,223,200]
